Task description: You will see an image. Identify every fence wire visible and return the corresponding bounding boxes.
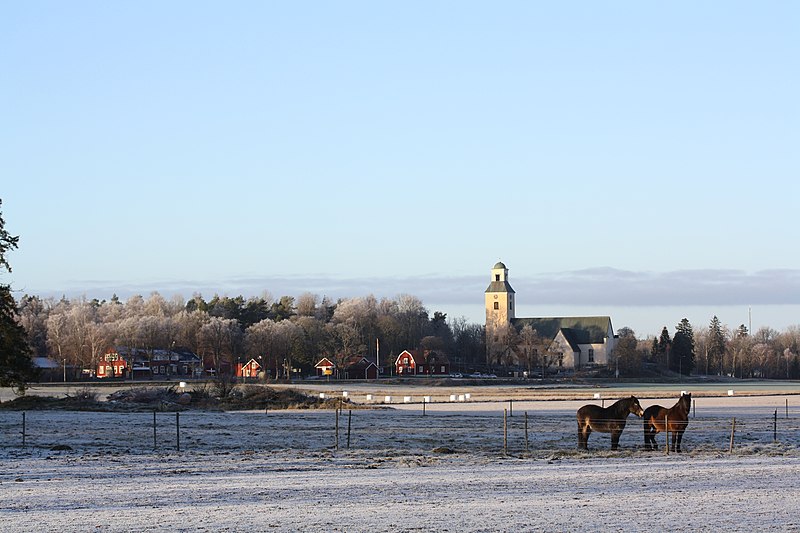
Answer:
[2,407,799,456]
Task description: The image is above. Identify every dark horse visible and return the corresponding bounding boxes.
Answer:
[577,396,644,450]
[643,393,692,452]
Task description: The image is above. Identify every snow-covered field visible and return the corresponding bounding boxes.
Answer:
[2,386,800,532]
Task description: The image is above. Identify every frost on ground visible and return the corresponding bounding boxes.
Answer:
[1,394,800,532]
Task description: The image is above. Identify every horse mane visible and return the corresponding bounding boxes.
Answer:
[610,396,636,416]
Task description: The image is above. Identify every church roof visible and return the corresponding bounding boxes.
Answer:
[485,280,515,293]
[493,261,507,269]
[512,316,612,344]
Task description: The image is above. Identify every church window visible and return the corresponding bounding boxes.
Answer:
[509,302,513,310]
[495,274,500,281]
[588,349,595,363]
[493,302,499,310]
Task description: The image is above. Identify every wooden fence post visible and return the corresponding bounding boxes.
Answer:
[176,412,180,452]
[347,410,352,450]
[773,409,777,443]
[524,411,529,453]
[729,417,736,452]
[503,409,508,455]
[22,412,26,448]
[335,406,340,451]
[153,410,157,450]
[664,416,669,455]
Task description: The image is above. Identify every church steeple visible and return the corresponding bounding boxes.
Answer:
[485,261,515,332]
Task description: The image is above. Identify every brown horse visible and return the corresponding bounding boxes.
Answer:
[643,393,691,452]
[577,396,644,450]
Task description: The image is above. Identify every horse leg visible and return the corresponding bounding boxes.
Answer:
[676,430,683,453]
[611,430,620,450]
[581,424,592,450]
[644,423,656,450]
[671,429,677,452]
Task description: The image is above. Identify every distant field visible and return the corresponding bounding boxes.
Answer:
[4,378,799,404]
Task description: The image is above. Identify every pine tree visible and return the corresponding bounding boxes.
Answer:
[0,199,38,394]
[672,318,695,376]
[654,327,672,371]
[708,316,727,375]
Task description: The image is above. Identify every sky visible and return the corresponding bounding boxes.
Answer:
[2,1,799,338]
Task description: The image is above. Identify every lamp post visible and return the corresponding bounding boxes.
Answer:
[63,358,66,382]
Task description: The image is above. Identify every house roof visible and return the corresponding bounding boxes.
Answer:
[395,349,449,366]
[32,357,61,369]
[556,329,583,353]
[512,316,612,344]
[315,357,335,368]
[395,350,417,365]
[109,346,201,363]
[485,280,515,293]
[344,355,377,370]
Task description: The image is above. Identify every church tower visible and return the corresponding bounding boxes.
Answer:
[485,261,515,337]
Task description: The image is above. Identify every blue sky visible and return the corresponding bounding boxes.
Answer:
[2,2,799,337]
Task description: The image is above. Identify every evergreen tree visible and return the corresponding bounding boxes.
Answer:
[653,327,671,371]
[672,318,695,376]
[708,315,727,375]
[0,200,38,393]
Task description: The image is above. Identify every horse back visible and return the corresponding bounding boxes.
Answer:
[643,404,663,422]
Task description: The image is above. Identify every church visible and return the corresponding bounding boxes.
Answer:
[485,261,616,370]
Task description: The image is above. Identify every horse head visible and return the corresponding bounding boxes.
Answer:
[680,392,692,412]
[629,396,644,417]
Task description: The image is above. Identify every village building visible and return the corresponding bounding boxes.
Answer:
[395,349,451,376]
[236,358,263,379]
[341,356,379,380]
[314,356,379,380]
[485,261,616,370]
[97,350,128,378]
[100,347,203,379]
[314,357,336,377]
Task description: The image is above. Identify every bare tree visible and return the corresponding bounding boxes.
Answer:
[198,317,240,375]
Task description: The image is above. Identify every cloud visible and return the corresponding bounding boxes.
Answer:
[40,268,800,308]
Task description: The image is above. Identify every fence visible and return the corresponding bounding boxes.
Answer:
[2,400,799,457]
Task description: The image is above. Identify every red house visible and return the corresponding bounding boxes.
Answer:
[97,349,127,378]
[315,357,336,377]
[395,350,419,375]
[395,349,450,376]
[237,358,262,378]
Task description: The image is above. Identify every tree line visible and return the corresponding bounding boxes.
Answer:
[16,291,485,379]
[613,317,800,379]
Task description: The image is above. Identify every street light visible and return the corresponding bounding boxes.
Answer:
[63,358,66,383]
